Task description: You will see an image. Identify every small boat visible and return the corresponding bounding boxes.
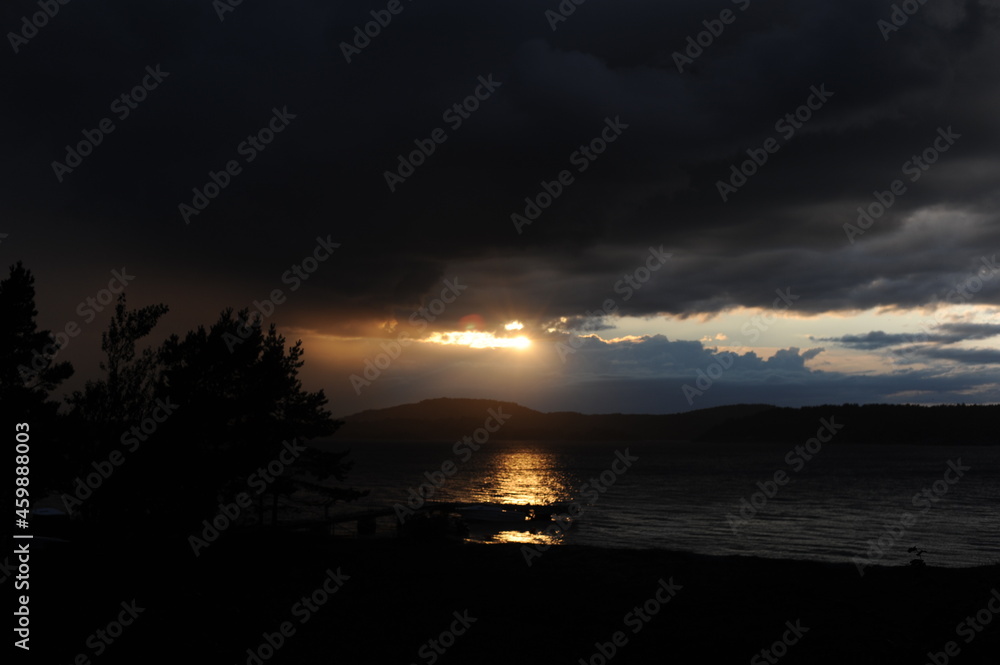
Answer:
[456,505,528,523]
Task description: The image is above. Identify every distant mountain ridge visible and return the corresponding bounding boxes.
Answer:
[336,398,999,444]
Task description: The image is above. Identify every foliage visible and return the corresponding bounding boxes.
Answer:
[63,297,366,533]
[0,261,73,420]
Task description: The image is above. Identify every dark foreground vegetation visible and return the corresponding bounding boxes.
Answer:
[3,261,366,533]
[30,531,1000,665]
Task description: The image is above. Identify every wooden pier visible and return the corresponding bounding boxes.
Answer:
[279,501,576,538]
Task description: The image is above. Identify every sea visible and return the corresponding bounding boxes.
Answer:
[310,439,1000,568]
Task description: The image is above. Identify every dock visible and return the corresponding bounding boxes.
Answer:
[278,501,576,538]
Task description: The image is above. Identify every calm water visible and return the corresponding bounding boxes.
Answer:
[313,440,1000,568]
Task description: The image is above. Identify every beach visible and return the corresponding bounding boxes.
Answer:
[31,530,1000,664]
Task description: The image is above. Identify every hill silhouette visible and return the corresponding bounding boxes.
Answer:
[339,398,774,441]
[337,398,999,444]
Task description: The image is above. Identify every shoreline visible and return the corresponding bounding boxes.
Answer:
[31,532,1000,664]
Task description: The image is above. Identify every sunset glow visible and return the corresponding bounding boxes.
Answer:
[424,330,532,350]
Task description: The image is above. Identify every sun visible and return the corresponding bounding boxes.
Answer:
[424,331,532,350]
[508,335,532,350]
[421,320,532,350]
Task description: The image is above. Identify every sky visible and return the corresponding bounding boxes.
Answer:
[3,0,1000,415]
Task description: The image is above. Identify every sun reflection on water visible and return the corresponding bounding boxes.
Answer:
[460,448,576,546]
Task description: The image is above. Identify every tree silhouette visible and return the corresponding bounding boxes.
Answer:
[0,261,73,422]
[156,308,366,528]
[0,262,75,491]
[66,299,365,534]
[61,295,169,521]
[67,295,168,465]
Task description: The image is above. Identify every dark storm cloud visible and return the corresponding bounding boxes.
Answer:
[820,322,1000,349]
[938,322,1000,339]
[552,333,829,379]
[3,0,1000,332]
[910,346,1000,365]
[550,316,617,333]
[819,331,922,350]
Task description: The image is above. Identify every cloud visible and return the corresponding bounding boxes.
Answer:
[911,347,1000,365]
[819,330,926,349]
[316,331,1000,414]
[936,322,1000,340]
[821,321,1000,350]
[5,0,1000,412]
[4,0,1000,326]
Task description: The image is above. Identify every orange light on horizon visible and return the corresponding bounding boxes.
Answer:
[424,330,532,350]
